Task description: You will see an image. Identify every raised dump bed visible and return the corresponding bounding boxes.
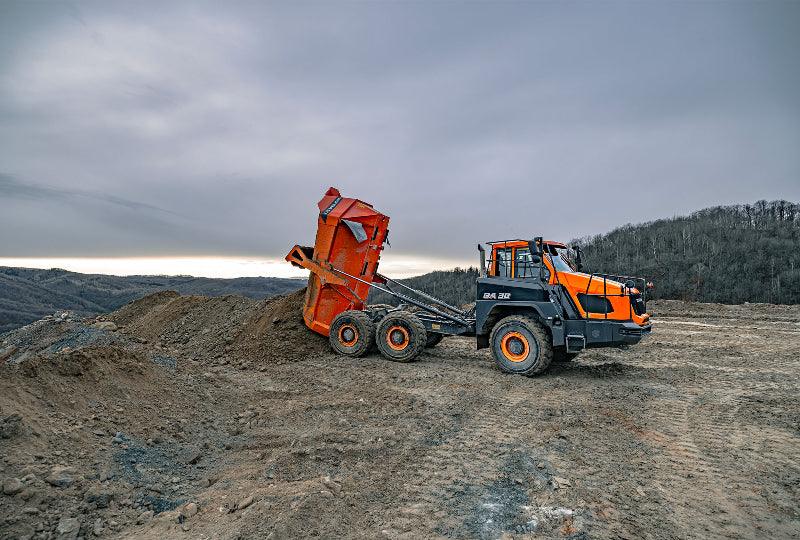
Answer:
[285,187,390,336]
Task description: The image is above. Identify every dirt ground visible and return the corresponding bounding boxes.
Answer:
[1,295,798,539]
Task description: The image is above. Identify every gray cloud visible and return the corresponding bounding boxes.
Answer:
[0,173,179,216]
[0,0,798,260]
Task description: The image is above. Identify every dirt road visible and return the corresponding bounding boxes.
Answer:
[1,298,798,539]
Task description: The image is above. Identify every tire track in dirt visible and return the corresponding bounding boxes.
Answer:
[380,390,536,538]
[624,313,800,539]
[367,338,543,538]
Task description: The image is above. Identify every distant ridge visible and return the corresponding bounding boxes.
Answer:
[0,267,305,334]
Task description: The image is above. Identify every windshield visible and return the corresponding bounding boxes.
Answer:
[548,246,576,273]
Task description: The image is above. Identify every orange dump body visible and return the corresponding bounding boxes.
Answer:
[286,187,390,336]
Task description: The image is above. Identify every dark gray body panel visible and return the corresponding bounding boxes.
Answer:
[385,275,651,353]
[474,276,650,350]
[475,276,565,346]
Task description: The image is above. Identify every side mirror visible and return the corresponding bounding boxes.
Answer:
[529,238,546,281]
[528,239,542,256]
[625,279,636,290]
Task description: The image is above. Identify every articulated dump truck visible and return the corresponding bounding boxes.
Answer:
[287,187,652,377]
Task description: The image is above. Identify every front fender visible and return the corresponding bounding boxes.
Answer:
[475,300,564,346]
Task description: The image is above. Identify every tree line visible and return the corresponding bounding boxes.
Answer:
[574,200,800,304]
[368,267,479,307]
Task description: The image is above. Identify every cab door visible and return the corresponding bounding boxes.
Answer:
[492,247,512,278]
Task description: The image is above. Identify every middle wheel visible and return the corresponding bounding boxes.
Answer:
[376,311,427,363]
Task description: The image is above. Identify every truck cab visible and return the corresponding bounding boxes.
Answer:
[486,239,651,327]
[474,238,652,375]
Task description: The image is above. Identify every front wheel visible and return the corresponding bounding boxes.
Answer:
[376,311,427,363]
[489,315,553,376]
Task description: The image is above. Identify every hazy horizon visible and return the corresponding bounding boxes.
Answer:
[0,252,476,279]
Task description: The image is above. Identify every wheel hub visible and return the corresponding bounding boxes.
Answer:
[500,330,530,362]
[337,323,359,346]
[386,324,410,351]
[507,337,525,356]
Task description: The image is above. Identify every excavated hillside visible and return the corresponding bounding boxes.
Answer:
[1,292,799,540]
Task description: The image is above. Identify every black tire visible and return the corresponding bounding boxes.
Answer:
[425,333,444,348]
[489,315,553,376]
[376,311,427,363]
[329,310,374,357]
[553,347,579,363]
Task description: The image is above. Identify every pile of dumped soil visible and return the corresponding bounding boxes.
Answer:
[230,289,329,364]
[1,287,328,372]
[107,288,328,368]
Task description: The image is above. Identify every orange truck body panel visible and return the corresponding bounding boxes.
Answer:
[286,187,390,337]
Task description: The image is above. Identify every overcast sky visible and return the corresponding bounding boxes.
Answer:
[1,0,798,264]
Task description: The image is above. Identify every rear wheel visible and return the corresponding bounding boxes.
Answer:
[376,311,427,363]
[489,315,553,376]
[329,310,374,357]
[425,333,444,348]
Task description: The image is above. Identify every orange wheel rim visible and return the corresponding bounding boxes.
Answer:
[500,331,529,362]
[338,324,359,347]
[387,325,410,351]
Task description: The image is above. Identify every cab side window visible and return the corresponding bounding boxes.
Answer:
[514,248,536,278]
[495,248,512,278]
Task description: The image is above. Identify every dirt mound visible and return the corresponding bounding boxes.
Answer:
[232,288,328,364]
[1,287,329,370]
[107,288,327,367]
[0,287,329,539]
[109,290,180,326]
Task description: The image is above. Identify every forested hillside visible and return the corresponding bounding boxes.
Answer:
[369,267,479,308]
[576,200,800,304]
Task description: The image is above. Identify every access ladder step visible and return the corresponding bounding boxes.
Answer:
[566,334,586,353]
